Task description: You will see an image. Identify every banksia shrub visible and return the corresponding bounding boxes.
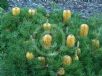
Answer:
[12,7,20,16]
[42,34,52,48]
[63,10,72,22]
[63,55,72,65]
[1,8,102,76]
[80,24,89,37]
[66,34,76,48]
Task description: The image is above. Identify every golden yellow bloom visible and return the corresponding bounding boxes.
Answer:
[12,7,20,16]
[43,22,51,31]
[42,34,52,48]
[80,24,89,37]
[28,9,36,15]
[38,57,45,64]
[66,34,76,48]
[63,10,72,22]
[63,55,72,65]
[57,67,65,76]
[92,39,100,48]
[26,52,34,60]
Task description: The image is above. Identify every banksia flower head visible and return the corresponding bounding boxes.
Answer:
[12,7,20,16]
[26,52,34,60]
[63,55,72,65]
[43,20,51,31]
[74,48,79,61]
[42,34,52,48]
[46,13,50,18]
[74,55,79,61]
[92,39,100,49]
[38,56,45,64]
[80,24,89,37]
[28,8,36,16]
[76,48,81,56]
[57,67,65,76]
[66,34,76,48]
[76,41,81,56]
[63,10,72,22]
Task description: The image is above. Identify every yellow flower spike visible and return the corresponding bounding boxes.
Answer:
[76,41,81,56]
[38,57,45,64]
[73,48,79,61]
[80,24,89,37]
[92,39,100,49]
[46,13,50,18]
[42,34,52,48]
[57,67,65,76]
[77,48,81,56]
[43,20,51,31]
[74,55,79,61]
[63,10,72,23]
[66,34,76,48]
[26,52,34,60]
[28,8,36,16]
[12,7,20,16]
[74,48,79,61]
[63,55,72,65]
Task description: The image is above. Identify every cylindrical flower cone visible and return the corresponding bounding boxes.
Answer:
[46,13,50,18]
[43,20,51,31]
[80,24,89,37]
[92,39,100,49]
[28,9,36,16]
[26,52,34,60]
[76,48,81,56]
[66,34,76,48]
[12,7,20,16]
[38,57,45,64]
[42,34,52,48]
[63,10,72,23]
[63,55,72,65]
[73,55,79,61]
[57,67,65,76]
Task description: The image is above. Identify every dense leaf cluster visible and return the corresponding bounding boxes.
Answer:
[0,0,9,9]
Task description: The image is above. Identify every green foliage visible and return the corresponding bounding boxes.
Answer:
[0,7,4,18]
[0,7,102,76]
[0,0,9,9]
